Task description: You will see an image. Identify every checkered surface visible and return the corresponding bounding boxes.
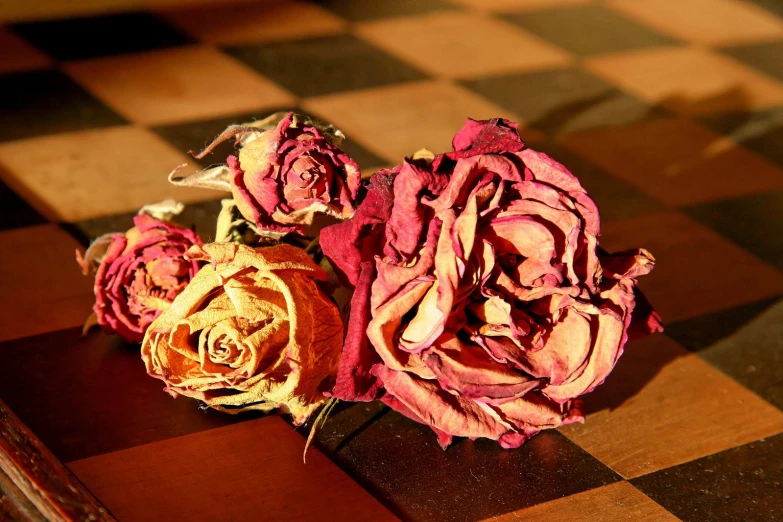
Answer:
[1,0,782,520]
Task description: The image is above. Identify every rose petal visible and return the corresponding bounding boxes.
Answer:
[374,365,511,442]
[384,160,449,262]
[321,172,395,286]
[424,335,542,404]
[330,260,383,402]
[599,248,656,280]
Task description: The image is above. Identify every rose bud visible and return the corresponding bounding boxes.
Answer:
[76,212,202,343]
[141,243,343,424]
[169,112,362,237]
[321,117,662,449]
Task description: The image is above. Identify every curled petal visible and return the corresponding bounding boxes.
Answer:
[600,248,656,280]
[424,335,542,404]
[374,365,510,443]
[384,160,449,262]
[445,117,525,160]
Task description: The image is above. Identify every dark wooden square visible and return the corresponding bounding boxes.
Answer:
[462,67,664,136]
[323,409,621,521]
[0,70,126,142]
[12,13,193,61]
[504,5,677,57]
[632,434,783,522]
[225,34,428,98]
[685,189,783,272]
[316,0,455,22]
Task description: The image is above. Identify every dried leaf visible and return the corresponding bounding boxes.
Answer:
[138,199,185,221]
[168,164,232,193]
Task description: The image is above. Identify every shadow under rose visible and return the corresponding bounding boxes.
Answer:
[577,335,682,416]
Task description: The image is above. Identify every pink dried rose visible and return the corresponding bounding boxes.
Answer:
[77,213,202,343]
[170,112,362,237]
[321,117,662,449]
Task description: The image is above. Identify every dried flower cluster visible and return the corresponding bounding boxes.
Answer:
[78,112,661,448]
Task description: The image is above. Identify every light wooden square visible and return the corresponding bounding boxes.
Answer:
[449,0,589,13]
[160,0,346,46]
[64,45,295,126]
[355,11,572,80]
[490,482,678,521]
[68,417,396,521]
[606,0,783,46]
[585,46,783,116]
[0,125,221,222]
[561,335,783,478]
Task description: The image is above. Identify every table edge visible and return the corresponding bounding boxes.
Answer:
[0,399,115,522]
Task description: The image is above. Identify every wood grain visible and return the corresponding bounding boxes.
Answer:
[0,327,249,463]
[561,119,783,207]
[593,210,783,322]
[0,400,114,521]
[0,225,94,343]
[0,126,217,222]
[355,11,571,79]
[63,46,295,126]
[560,335,783,478]
[0,467,47,522]
[488,481,679,521]
[68,415,398,522]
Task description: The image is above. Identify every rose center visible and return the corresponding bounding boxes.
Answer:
[146,258,189,287]
[208,334,239,364]
[284,155,331,201]
[126,258,190,315]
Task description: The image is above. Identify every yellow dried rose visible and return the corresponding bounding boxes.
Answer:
[140,242,342,424]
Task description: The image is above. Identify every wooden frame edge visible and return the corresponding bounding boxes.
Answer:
[0,400,115,521]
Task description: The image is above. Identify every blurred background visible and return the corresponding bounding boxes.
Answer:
[1,0,782,521]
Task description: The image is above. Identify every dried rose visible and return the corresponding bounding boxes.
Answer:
[140,243,343,424]
[321,118,662,448]
[169,112,361,237]
[77,213,202,343]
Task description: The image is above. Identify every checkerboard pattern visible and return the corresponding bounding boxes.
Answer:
[1,0,782,520]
